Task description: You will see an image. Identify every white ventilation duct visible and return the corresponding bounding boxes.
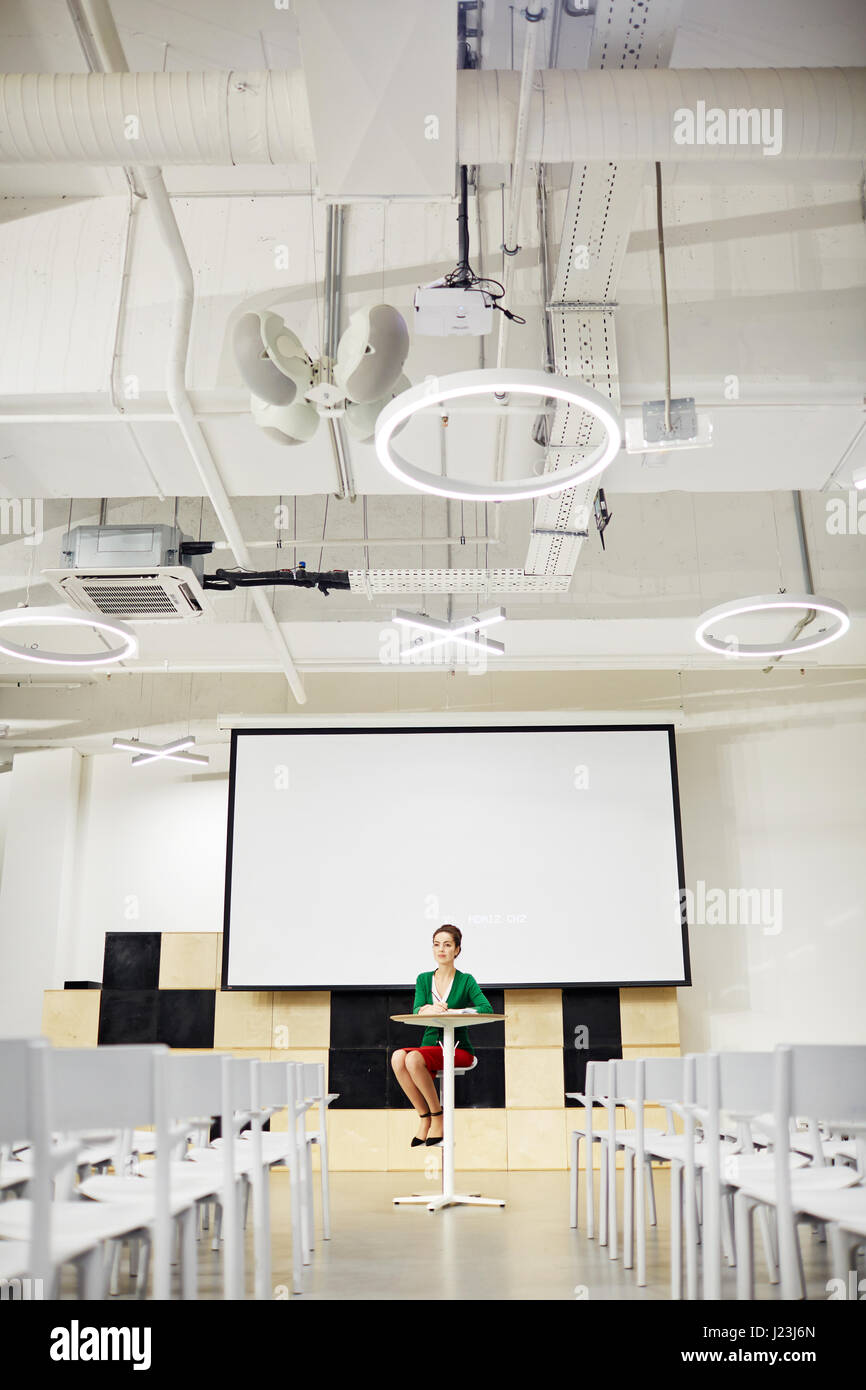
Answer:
[0,68,863,165]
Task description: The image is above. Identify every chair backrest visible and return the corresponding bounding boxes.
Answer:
[718,1051,775,1118]
[780,1044,866,1127]
[299,1062,325,1104]
[255,1059,299,1112]
[51,1045,169,1133]
[643,1058,686,1104]
[0,1039,52,1281]
[166,1053,224,1117]
[0,1038,44,1147]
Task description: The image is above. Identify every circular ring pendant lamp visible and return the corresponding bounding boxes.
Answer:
[374,368,623,502]
[694,593,850,658]
[0,606,138,666]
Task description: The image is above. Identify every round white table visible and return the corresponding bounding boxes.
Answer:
[390,1012,506,1213]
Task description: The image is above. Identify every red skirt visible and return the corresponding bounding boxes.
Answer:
[401,1045,474,1075]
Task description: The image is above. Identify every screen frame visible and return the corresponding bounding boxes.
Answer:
[221,723,691,992]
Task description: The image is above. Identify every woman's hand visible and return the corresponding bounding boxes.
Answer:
[430,1001,449,1014]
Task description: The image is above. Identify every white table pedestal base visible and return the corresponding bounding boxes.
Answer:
[393,1192,505,1211]
[389,1014,508,1215]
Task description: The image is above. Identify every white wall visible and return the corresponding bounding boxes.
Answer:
[69,742,231,984]
[1,712,864,1047]
[0,749,82,1035]
[676,712,866,1050]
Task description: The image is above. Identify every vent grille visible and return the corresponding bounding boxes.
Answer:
[42,568,208,620]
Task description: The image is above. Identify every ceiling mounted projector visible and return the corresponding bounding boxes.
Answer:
[233,312,313,407]
[335,305,409,403]
[413,284,493,337]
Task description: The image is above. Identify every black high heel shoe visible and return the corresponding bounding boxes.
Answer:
[411,1111,431,1148]
[425,1110,444,1146]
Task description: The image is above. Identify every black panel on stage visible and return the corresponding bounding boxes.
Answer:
[156,989,216,1049]
[102,932,161,990]
[561,988,622,1106]
[98,989,159,1045]
[328,1048,389,1109]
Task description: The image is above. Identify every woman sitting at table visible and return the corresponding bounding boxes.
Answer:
[391,924,493,1147]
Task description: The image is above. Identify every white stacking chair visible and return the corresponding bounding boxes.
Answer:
[603,1059,664,1265]
[247,1059,307,1296]
[731,1044,866,1300]
[81,1053,250,1299]
[296,1061,338,1253]
[566,1060,609,1241]
[0,1040,175,1299]
[612,1057,685,1288]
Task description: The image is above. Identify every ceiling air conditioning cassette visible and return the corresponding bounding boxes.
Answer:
[42,567,210,621]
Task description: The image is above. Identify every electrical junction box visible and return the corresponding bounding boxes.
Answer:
[413,285,493,337]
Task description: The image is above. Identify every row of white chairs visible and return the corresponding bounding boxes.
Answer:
[0,1040,337,1299]
[568,1045,866,1299]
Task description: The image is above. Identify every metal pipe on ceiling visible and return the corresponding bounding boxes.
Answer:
[70,0,306,706]
[1,68,863,165]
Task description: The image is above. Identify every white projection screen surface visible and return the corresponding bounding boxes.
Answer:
[223,726,689,989]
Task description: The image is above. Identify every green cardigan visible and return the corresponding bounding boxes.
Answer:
[412,969,493,1053]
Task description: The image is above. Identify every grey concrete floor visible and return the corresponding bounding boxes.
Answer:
[138,1168,856,1302]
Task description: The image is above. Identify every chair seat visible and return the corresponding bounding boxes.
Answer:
[79,1171,218,1211]
[610,1127,668,1151]
[0,1198,151,1265]
[182,1145,259,1177]
[735,1165,861,1204]
[0,1239,30,1280]
[0,1160,32,1192]
[791,1184,866,1236]
[240,1132,297,1164]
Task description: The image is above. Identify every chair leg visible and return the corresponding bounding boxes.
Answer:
[758,1204,779,1284]
[636,1148,647,1287]
[569,1131,579,1230]
[623,1150,634,1271]
[646,1157,657,1227]
[829,1224,858,1286]
[305,1140,315,1255]
[252,1163,272,1302]
[243,1176,252,1231]
[212,1200,222,1252]
[734,1194,756,1301]
[599,1140,608,1247]
[319,1135,331,1242]
[670,1163,683,1300]
[586,1139,595,1240]
[721,1190,736,1267]
[77,1245,108,1300]
[607,1140,618,1261]
[108,1240,122,1297]
[180,1207,197,1300]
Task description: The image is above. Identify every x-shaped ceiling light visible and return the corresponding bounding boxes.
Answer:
[112,737,210,767]
[393,608,506,658]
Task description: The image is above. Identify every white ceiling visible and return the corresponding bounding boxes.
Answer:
[0,0,864,746]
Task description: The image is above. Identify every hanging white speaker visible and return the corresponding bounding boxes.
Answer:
[334,305,409,405]
[233,311,313,407]
[251,393,320,445]
[344,375,411,443]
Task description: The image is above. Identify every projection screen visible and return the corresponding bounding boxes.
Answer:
[222,725,689,989]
